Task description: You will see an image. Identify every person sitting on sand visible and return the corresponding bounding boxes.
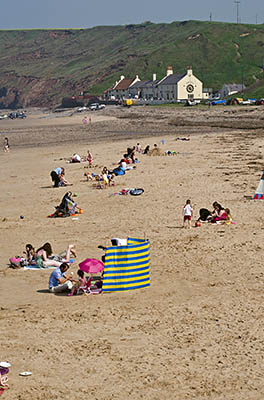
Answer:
[35,243,76,268]
[225,208,232,224]
[68,269,88,296]
[49,263,74,293]
[136,143,142,153]
[23,244,35,265]
[143,145,150,155]
[122,154,132,164]
[84,171,94,181]
[198,208,212,222]
[210,202,226,223]
[101,167,115,185]
[127,146,136,163]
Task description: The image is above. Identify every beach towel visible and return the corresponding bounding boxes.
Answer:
[23,265,56,270]
[23,258,75,270]
[102,237,150,292]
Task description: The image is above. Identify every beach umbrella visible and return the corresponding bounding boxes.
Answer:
[79,258,104,274]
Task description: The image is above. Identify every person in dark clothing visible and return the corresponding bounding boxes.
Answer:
[143,145,150,155]
[50,167,69,187]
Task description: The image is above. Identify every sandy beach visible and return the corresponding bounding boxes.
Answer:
[1,105,264,399]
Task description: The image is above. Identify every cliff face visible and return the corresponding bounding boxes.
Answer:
[0,72,86,108]
[1,22,264,108]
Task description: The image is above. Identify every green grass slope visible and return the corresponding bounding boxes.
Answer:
[0,20,264,107]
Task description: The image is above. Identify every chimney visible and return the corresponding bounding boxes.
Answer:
[153,73,157,81]
[187,66,193,76]
[167,66,173,76]
[120,75,125,80]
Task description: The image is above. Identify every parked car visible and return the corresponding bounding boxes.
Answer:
[8,111,26,119]
[16,111,26,118]
[8,112,16,119]
[211,100,226,106]
[77,106,87,112]
[184,100,198,107]
[89,103,105,111]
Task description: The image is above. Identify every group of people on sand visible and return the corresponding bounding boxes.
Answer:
[11,241,102,295]
[183,200,233,228]
[50,142,156,188]
[48,263,103,294]
[84,166,116,186]
[198,202,233,224]
[16,242,77,268]
[50,151,94,188]
[69,150,93,166]
[84,145,140,184]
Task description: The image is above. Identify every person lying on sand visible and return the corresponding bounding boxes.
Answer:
[35,243,76,268]
[120,159,136,171]
[70,153,81,163]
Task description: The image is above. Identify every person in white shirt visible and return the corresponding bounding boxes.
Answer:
[71,153,81,163]
[183,199,193,228]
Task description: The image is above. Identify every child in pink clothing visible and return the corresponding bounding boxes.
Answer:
[68,269,87,296]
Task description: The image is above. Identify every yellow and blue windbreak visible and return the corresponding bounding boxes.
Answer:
[102,238,150,292]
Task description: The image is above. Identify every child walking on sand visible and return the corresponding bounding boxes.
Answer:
[3,137,9,153]
[183,199,193,228]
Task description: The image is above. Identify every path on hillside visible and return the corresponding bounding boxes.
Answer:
[234,43,241,63]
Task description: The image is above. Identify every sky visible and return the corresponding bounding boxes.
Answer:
[1,0,263,29]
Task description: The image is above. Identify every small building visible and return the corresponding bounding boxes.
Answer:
[129,74,159,99]
[220,83,245,98]
[106,75,140,100]
[129,80,149,98]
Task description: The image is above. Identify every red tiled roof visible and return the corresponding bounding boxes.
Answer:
[114,78,135,90]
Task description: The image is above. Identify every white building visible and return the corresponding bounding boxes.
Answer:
[157,66,207,101]
[105,75,140,99]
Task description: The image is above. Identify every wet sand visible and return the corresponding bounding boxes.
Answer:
[1,105,264,399]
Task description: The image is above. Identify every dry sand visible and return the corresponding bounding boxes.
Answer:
[1,105,264,399]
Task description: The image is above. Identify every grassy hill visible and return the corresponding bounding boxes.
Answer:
[1,20,264,107]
